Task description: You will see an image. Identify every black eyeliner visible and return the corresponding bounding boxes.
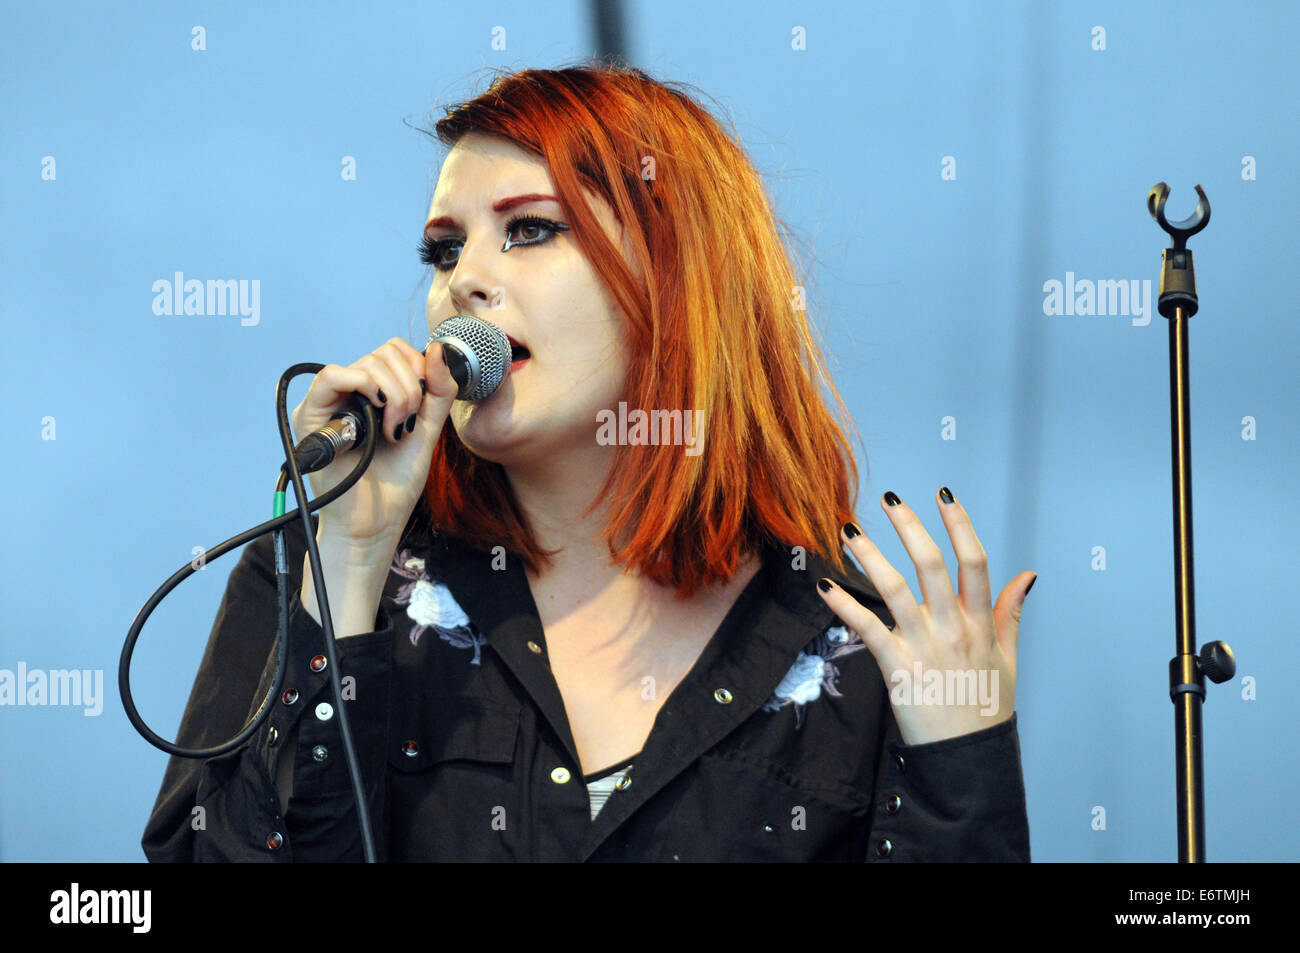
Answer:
[501,214,569,252]
[419,215,569,272]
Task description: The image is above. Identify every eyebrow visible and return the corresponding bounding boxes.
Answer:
[424,193,560,236]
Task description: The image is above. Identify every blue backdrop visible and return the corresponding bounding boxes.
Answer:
[2,0,1296,861]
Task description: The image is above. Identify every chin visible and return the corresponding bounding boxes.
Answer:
[452,398,606,469]
[450,402,523,462]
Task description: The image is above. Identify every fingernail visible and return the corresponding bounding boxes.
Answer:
[883,491,902,506]
[419,378,427,394]
[376,388,387,404]
[842,522,861,539]
[939,486,954,504]
[405,412,417,433]
[393,422,404,441]
[817,577,834,593]
[1025,574,1038,596]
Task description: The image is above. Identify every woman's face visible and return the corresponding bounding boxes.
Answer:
[424,131,630,468]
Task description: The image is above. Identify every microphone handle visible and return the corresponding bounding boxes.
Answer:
[287,393,370,476]
[288,341,474,476]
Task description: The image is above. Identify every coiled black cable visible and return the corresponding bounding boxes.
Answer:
[120,361,383,862]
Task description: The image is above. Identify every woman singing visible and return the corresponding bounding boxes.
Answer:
[143,62,1034,862]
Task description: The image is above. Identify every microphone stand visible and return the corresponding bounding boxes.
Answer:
[1146,182,1236,862]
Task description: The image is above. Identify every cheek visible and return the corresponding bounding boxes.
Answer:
[560,319,626,404]
[449,402,469,435]
[551,272,627,371]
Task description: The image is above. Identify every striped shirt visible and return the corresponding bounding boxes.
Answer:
[583,754,637,820]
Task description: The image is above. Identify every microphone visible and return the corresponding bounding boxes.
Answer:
[286,315,512,476]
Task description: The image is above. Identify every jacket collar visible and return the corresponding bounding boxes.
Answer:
[413,521,893,721]
[413,516,892,658]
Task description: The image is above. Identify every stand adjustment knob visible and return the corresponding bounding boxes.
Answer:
[1198,641,1236,683]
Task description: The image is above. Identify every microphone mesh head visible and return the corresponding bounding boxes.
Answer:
[428,315,511,401]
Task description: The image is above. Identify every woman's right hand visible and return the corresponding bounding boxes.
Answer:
[290,336,460,553]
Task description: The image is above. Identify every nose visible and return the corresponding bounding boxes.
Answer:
[447,232,501,314]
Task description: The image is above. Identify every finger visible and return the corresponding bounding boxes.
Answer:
[840,520,926,639]
[932,488,993,621]
[815,576,906,672]
[351,353,406,443]
[877,492,962,634]
[385,336,433,403]
[298,363,387,435]
[372,339,427,437]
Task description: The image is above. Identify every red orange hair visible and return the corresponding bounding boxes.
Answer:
[420,61,863,598]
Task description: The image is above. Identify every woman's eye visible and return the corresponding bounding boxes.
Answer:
[418,235,461,272]
[502,215,569,251]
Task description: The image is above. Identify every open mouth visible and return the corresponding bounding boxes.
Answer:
[506,335,531,366]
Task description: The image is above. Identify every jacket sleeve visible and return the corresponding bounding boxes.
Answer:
[863,702,1032,862]
[140,515,396,862]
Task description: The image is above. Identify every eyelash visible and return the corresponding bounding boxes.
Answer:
[418,215,569,272]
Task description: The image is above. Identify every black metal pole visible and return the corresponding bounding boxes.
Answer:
[1169,301,1205,861]
[1148,183,1235,862]
[589,0,629,63]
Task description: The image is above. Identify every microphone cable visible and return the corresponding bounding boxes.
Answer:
[120,359,388,863]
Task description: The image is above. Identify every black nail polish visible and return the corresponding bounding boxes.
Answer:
[842,522,861,539]
[405,412,417,433]
[884,491,902,506]
[1025,574,1037,596]
[393,422,404,441]
[939,486,954,504]
[817,577,833,593]
[419,378,427,394]
[376,388,387,404]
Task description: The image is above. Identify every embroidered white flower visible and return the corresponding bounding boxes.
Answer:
[772,653,827,705]
[390,546,487,663]
[762,622,868,728]
[406,579,471,629]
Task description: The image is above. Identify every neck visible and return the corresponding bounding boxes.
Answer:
[503,443,761,606]
[505,440,622,584]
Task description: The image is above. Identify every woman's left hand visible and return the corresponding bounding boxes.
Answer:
[815,488,1035,747]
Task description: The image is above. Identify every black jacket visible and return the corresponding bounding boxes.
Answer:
[141,510,1030,862]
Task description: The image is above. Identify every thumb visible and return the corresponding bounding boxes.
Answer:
[423,340,462,403]
[406,343,459,453]
[993,571,1036,655]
